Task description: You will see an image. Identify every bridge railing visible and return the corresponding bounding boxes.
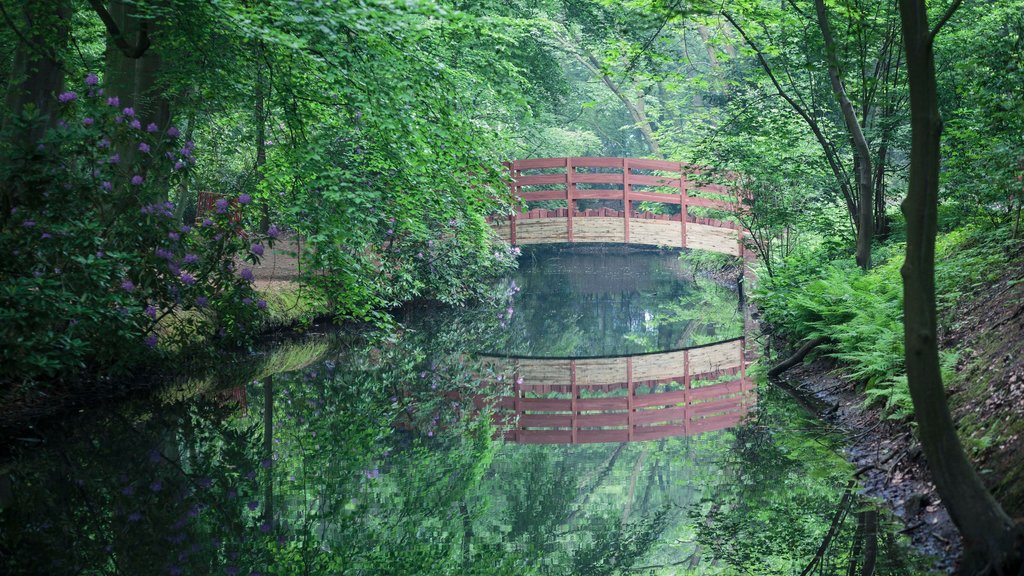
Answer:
[489,157,751,256]
[475,338,755,444]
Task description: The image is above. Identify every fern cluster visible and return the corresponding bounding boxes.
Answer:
[753,224,1011,419]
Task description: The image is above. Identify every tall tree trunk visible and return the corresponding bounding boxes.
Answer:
[814,0,874,269]
[1,0,71,216]
[3,0,70,139]
[262,376,274,526]
[897,0,1023,572]
[98,0,169,196]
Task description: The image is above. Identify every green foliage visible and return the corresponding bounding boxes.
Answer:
[0,79,271,390]
[755,245,906,415]
[756,224,1020,419]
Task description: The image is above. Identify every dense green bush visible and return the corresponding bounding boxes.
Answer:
[0,77,271,391]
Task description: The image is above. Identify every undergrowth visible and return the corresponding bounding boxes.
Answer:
[754,223,1016,419]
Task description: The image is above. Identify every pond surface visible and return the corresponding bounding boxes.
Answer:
[0,247,934,575]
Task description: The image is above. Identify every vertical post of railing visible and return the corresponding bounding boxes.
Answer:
[683,350,691,435]
[626,357,634,441]
[623,158,631,243]
[566,157,575,243]
[508,161,517,244]
[570,359,578,444]
[679,167,689,249]
[512,363,521,443]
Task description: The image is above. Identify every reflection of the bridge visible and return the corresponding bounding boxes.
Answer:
[478,338,754,444]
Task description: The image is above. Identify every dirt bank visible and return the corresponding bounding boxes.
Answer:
[767,256,1024,573]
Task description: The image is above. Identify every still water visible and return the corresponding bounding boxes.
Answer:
[0,247,932,575]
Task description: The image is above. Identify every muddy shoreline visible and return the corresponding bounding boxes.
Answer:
[770,357,961,572]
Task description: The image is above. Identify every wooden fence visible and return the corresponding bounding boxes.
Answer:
[488,157,751,257]
[476,338,754,444]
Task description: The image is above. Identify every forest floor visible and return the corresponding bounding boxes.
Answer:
[770,255,1024,573]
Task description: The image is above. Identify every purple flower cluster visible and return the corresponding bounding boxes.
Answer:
[58,91,77,103]
[141,202,175,218]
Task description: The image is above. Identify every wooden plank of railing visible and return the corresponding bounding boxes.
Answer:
[519,397,571,411]
[514,158,569,170]
[575,396,629,411]
[629,191,682,204]
[629,158,682,171]
[633,389,689,408]
[686,196,735,211]
[634,405,689,426]
[631,174,680,187]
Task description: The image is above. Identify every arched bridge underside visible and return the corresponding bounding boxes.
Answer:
[488,157,750,258]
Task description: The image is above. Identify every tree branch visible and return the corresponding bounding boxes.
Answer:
[86,0,150,58]
[928,0,964,45]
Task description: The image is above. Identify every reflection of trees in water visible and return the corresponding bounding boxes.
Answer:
[688,385,929,575]
[501,250,742,357]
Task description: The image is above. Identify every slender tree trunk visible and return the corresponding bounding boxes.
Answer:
[580,51,661,157]
[814,0,874,269]
[254,44,270,231]
[897,0,1023,572]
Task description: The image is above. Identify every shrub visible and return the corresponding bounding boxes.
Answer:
[0,77,272,391]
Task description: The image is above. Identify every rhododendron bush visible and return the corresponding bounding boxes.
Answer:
[0,77,273,389]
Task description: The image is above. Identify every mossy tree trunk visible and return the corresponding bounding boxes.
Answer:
[897,0,1023,572]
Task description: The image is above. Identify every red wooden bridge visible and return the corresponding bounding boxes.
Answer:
[476,338,754,444]
[489,157,751,257]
